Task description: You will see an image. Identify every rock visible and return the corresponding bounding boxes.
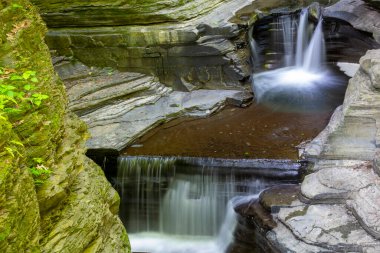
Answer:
[374,151,380,176]
[348,184,380,239]
[85,88,244,150]
[363,0,380,9]
[57,61,172,115]
[278,203,380,251]
[31,0,231,27]
[269,46,380,251]
[0,119,40,252]
[34,0,254,90]
[301,161,376,203]
[300,106,344,159]
[267,222,333,253]
[303,50,380,161]
[337,62,360,77]
[57,57,249,151]
[0,1,130,252]
[359,49,380,89]
[235,198,277,231]
[324,0,380,43]
[259,184,300,213]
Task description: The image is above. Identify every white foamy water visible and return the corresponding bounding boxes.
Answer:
[115,157,294,253]
[252,10,345,112]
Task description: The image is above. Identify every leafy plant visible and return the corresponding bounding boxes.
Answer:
[0,68,49,119]
[0,68,52,186]
[29,158,51,186]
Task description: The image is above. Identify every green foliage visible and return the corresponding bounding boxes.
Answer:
[0,68,49,119]
[29,158,52,186]
[0,68,51,186]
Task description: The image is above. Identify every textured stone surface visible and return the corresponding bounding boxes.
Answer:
[301,161,377,203]
[279,204,379,251]
[85,87,244,150]
[348,184,380,239]
[35,0,254,90]
[267,222,333,253]
[268,49,380,252]
[324,0,380,43]
[337,62,360,77]
[303,50,380,161]
[259,184,300,213]
[0,1,130,252]
[0,120,40,252]
[32,0,230,27]
[57,59,248,151]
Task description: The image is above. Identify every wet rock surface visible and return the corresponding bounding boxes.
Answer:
[234,184,300,252]
[266,49,380,252]
[56,60,246,151]
[324,0,380,43]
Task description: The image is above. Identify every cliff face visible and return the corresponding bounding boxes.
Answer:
[31,0,230,27]
[0,0,130,252]
[31,0,253,91]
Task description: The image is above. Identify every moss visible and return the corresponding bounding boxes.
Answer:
[0,0,130,252]
[285,206,309,221]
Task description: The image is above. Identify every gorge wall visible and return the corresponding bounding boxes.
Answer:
[0,0,130,252]
[3,0,380,252]
[33,0,253,91]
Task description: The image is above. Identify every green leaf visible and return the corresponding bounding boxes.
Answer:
[15,91,25,98]
[5,147,14,157]
[33,157,43,163]
[11,4,23,9]
[6,90,14,97]
[24,84,31,91]
[34,100,41,106]
[32,94,49,100]
[0,85,16,91]
[30,77,38,83]
[10,74,23,81]
[10,140,24,147]
[22,71,36,80]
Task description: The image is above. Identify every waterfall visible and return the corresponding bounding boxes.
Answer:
[280,15,296,66]
[250,9,343,112]
[296,9,309,67]
[274,9,325,71]
[115,156,299,253]
[303,18,326,72]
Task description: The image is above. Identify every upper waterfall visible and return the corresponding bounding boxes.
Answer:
[251,9,345,112]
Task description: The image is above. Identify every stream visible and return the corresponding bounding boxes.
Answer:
[105,7,377,253]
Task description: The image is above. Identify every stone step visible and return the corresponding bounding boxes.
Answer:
[267,222,333,253]
[348,184,380,239]
[67,73,163,114]
[85,89,244,150]
[301,161,378,203]
[278,203,380,252]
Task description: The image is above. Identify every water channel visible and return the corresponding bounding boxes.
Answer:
[105,8,378,253]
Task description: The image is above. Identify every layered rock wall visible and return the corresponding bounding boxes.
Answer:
[0,0,130,252]
[32,0,253,90]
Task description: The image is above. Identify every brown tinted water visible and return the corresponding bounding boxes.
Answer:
[124,103,333,160]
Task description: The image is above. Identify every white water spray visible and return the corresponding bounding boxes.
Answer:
[116,156,295,253]
[251,10,344,112]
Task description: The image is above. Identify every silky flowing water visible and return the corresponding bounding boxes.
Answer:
[115,157,299,253]
[117,10,355,253]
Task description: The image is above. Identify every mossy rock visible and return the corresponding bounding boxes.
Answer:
[0,0,130,252]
